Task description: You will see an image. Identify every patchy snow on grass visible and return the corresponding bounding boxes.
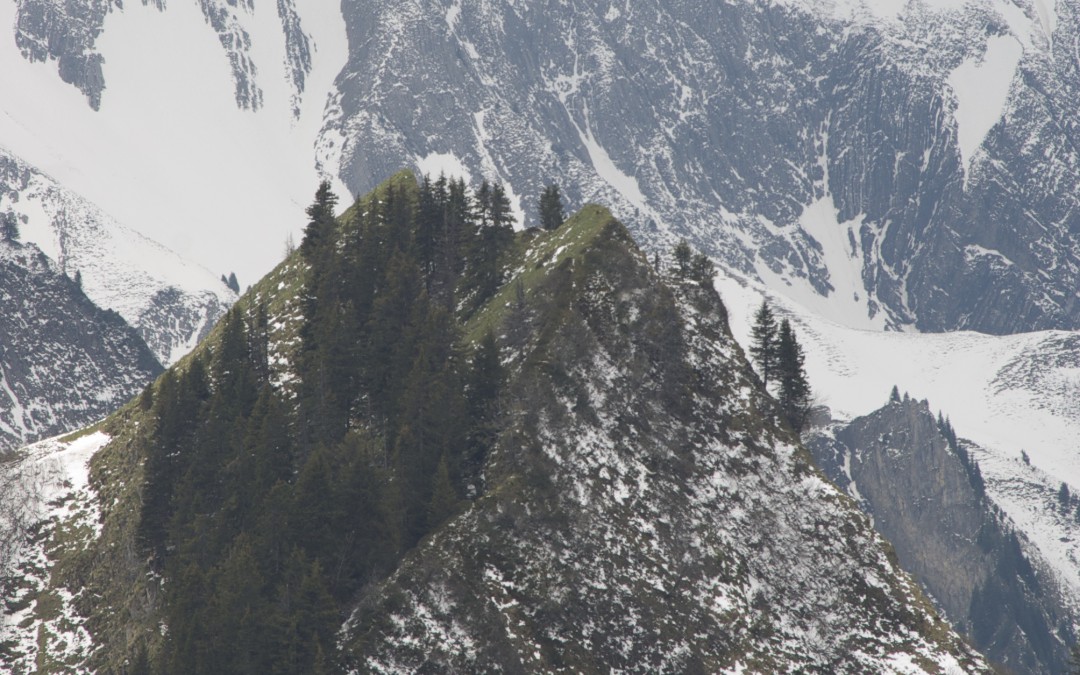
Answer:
[0,431,111,670]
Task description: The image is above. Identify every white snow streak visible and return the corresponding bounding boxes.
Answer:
[948,35,1023,175]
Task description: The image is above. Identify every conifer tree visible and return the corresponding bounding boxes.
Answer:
[129,644,150,675]
[476,179,492,227]
[416,174,442,281]
[891,385,901,403]
[428,453,460,530]
[776,318,811,433]
[468,331,503,418]
[461,182,514,308]
[690,252,715,288]
[300,180,338,260]
[539,184,564,230]
[749,300,779,385]
[466,331,503,475]
[244,385,293,499]
[673,240,693,278]
[491,182,514,229]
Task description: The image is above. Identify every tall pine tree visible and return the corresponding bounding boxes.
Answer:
[749,300,779,386]
[776,318,811,433]
[300,181,338,260]
[538,184,564,230]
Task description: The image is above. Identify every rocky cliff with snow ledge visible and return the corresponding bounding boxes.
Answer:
[0,148,235,365]
[808,398,1079,674]
[0,234,162,453]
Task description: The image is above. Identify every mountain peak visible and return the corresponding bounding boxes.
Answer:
[0,173,989,673]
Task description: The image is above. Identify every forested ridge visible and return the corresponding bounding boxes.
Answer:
[0,170,988,675]
[133,171,519,673]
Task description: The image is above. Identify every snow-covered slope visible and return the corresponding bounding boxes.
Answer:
[0,0,348,292]
[718,269,1080,616]
[0,431,111,668]
[0,149,235,365]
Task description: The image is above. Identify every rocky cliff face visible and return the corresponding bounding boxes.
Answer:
[11,0,312,112]
[10,0,1080,335]
[320,0,1080,335]
[0,236,162,452]
[808,399,1077,674]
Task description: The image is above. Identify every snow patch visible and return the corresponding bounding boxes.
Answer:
[472,110,526,229]
[415,151,473,185]
[948,34,1023,175]
[574,101,651,219]
[776,197,886,330]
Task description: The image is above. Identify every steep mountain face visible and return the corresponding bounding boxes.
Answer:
[6,0,1080,335]
[341,207,980,673]
[321,0,1080,335]
[808,399,1077,674]
[0,148,236,365]
[0,235,162,452]
[0,176,989,673]
[717,273,1080,603]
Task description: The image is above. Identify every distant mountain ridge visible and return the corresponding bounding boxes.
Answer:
[7,0,1080,335]
[0,147,235,366]
[320,0,1080,335]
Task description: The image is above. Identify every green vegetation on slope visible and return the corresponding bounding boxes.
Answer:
[96,170,586,673]
[6,169,985,675]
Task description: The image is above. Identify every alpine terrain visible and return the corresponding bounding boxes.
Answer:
[809,397,1079,674]
[2,0,1080,671]
[0,174,991,673]
[0,148,237,366]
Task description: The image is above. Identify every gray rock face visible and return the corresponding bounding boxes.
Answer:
[808,399,1077,674]
[0,237,162,452]
[12,0,312,113]
[320,0,1080,334]
[13,0,1080,334]
[13,0,115,109]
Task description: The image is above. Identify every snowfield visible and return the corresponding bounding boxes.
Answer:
[0,431,111,670]
[718,269,1080,604]
[0,0,349,288]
